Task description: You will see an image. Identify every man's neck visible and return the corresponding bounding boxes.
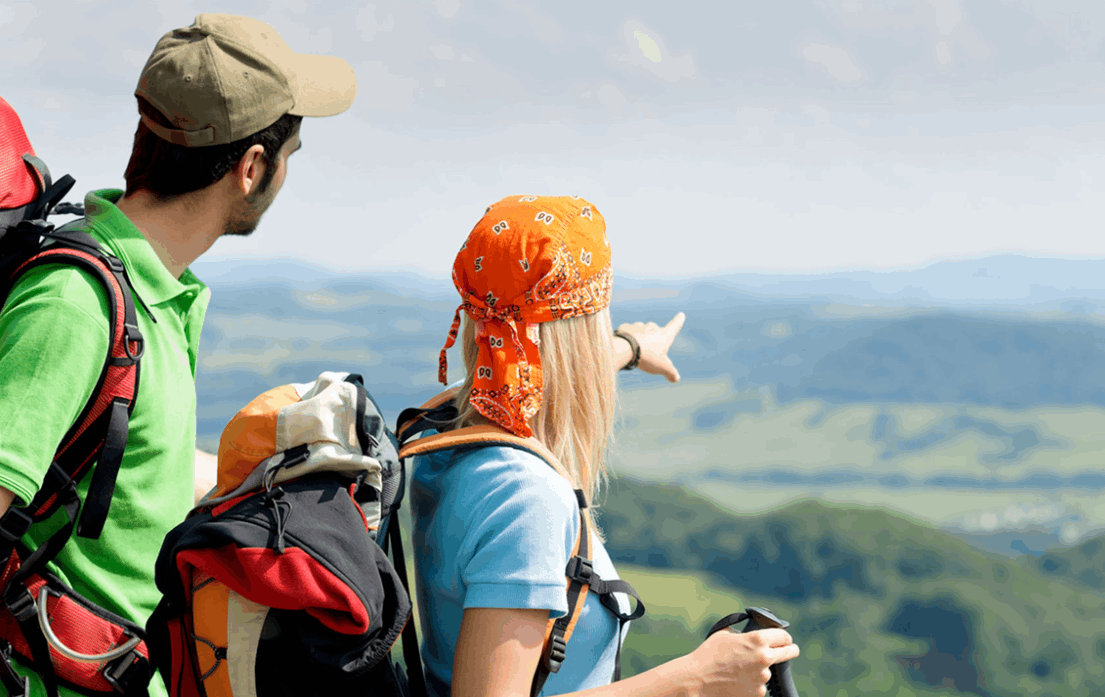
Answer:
[116,190,226,279]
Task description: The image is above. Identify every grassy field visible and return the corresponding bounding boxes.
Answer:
[612,378,1105,541]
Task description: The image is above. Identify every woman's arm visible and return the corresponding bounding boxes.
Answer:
[194,449,218,504]
[613,312,686,382]
[452,606,799,697]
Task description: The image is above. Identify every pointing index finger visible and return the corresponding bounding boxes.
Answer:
[664,312,686,338]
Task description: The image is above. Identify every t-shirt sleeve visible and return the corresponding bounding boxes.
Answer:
[0,265,110,506]
[458,448,578,617]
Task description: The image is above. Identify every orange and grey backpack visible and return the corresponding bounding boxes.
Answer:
[395,390,645,697]
[0,97,153,697]
[146,372,425,697]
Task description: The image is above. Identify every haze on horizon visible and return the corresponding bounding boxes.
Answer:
[5,0,1105,277]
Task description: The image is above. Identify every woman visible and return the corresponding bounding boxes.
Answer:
[411,195,799,697]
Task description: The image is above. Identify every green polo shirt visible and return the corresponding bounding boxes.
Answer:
[0,189,209,697]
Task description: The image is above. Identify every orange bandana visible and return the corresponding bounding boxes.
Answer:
[439,195,612,437]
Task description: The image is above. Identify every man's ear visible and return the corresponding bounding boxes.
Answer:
[234,144,267,196]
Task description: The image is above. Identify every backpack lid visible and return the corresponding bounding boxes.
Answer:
[201,371,392,511]
[0,96,42,210]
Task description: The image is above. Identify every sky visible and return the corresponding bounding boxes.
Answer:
[4,0,1105,278]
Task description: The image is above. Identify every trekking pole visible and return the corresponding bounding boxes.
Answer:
[706,607,801,697]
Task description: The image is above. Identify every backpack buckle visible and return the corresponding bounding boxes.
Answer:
[546,633,567,673]
[0,641,28,697]
[565,556,594,584]
[103,648,151,695]
[9,219,53,238]
[0,508,32,544]
[4,587,36,623]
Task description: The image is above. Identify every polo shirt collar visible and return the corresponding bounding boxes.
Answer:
[82,189,206,306]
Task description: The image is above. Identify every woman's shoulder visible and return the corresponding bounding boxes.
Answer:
[452,444,579,516]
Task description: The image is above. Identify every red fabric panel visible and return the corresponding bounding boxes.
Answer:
[177,546,370,635]
[0,96,38,209]
[0,574,149,692]
[211,491,254,517]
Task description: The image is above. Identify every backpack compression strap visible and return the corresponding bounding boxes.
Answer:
[397,412,645,696]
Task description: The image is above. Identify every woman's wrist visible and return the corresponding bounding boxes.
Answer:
[613,330,641,370]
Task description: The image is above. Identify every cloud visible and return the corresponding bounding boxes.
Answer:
[800,41,864,82]
[495,0,565,46]
[928,0,962,36]
[354,60,421,113]
[597,83,627,117]
[356,4,395,41]
[0,2,43,67]
[435,0,461,20]
[818,0,989,68]
[802,103,831,126]
[610,18,696,83]
[430,43,455,60]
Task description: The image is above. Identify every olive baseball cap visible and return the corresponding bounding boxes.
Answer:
[135,14,357,147]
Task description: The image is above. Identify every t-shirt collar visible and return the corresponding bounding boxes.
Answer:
[81,189,206,306]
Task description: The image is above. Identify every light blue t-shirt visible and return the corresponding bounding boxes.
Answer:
[411,443,630,697]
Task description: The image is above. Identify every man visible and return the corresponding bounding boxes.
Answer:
[0,14,355,696]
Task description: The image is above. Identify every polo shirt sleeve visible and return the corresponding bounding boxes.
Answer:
[457,447,578,617]
[0,265,110,506]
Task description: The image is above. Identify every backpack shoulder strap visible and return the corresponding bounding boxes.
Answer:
[397,424,559,467]
[0,230,144,543]
[0,230,148,697]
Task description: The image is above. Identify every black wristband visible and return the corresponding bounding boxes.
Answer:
[613,330,641,371]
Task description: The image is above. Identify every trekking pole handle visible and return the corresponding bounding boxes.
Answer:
[37,588,142,662]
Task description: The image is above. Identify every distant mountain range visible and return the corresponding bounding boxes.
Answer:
[195,252,1105,310]
[614,254,1105,310]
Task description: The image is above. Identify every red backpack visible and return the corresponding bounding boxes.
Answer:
[0,96,153,697]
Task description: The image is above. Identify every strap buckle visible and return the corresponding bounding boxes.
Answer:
[4,587,36,623]
[0,640,28,697]
[102,648,151,695]
[546,633,567,674]
[565,556,594,584]
[0,508,33,543]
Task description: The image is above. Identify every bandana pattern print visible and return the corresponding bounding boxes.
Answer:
[438,195,612,437]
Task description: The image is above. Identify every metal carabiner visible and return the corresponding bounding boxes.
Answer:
[37,588,141,663]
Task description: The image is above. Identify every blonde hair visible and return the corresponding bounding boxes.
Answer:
[453,310,617,537]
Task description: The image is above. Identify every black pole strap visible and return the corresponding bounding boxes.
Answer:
[5,467,80,593]
[707,612,751,638]
[388,512,427,697]
[76,399,130,539]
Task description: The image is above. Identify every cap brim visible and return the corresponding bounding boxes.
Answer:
[286,53,357,118]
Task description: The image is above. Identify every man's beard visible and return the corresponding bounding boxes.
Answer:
[223,184,276,238]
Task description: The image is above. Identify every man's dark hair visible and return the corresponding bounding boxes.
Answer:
[124,99,302,200]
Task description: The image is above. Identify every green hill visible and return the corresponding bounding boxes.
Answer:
[1019,534,1105,592]
[597,477,1105,696]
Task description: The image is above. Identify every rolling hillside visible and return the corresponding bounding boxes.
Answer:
[597,478,1105,696]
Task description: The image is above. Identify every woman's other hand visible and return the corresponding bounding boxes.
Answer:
[615,312,686,382]
[680,627,800,697]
